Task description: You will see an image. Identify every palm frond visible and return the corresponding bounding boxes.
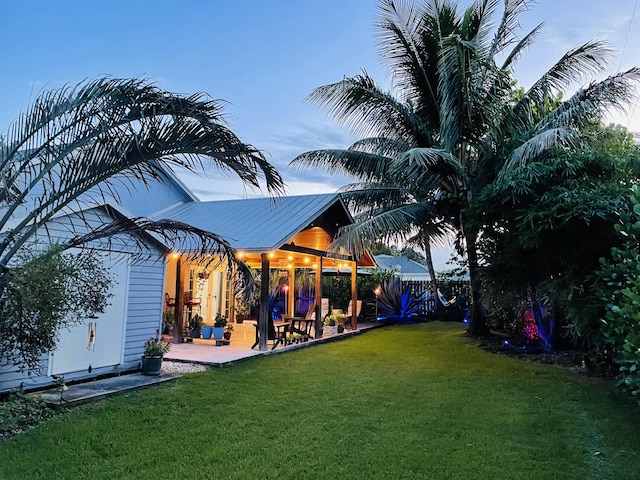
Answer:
[376,0,440,127]
[438,35,481,149]
[331,200,438,259]
[306,73,430,143]
[0,77,284,267]
[521,41,614,110]
[290,148,393,182]
[489,0,533,59]
[538,68,640,132]
[463,0,502,53]
[391,147,468,192]
[499,22,543,71]
[338,184,414,215]
[500,127,576,175]
[348,137,413,157]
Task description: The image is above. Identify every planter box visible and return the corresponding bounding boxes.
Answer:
[324,325,337,336]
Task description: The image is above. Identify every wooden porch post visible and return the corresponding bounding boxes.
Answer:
[287,265,294,317]
[173,255,184,344]
[351,259,358,331]
[315,256,323,338]
[259,253,270,351]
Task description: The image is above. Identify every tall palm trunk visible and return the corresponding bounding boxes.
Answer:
[422,236,445,319]
[460,212,489,336]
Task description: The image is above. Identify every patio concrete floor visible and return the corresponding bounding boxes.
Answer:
[164,320,378,365]
[37,320,379,405]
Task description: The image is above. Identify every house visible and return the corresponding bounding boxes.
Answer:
[159,193,376,349]
[374,254,432,281]
[0,167,375,393]
[0,206,170,392]
[0,167,191,393]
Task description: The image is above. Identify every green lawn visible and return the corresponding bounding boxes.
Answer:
[1,322,640,479]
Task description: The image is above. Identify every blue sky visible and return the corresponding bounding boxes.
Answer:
[1,0,639,204]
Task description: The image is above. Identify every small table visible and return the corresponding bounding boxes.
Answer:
[251,322,290,350]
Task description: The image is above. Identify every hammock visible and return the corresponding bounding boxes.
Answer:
[437,289,456,307]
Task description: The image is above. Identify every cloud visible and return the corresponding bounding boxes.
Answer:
[243,118,359,194]
[259,119,356,161]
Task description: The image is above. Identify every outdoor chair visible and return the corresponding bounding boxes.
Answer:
[345,299,362,325]
[184,291,201,306]
[285,304,315,344]
[165,292,175,307]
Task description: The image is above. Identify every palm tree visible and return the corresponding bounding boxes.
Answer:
[291,0,640,335]
[0,77,285,291]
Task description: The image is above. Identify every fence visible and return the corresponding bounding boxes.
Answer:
[403,280,471,321]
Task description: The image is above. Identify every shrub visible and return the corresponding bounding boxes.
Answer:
[377,276,426,324]
[0,245,113,372]
[599,185,640,395]
[0,391,60,443]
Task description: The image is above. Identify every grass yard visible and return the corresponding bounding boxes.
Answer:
[1,322,639,479]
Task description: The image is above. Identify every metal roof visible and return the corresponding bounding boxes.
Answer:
[374,254,431,275]
[156,193,350,251]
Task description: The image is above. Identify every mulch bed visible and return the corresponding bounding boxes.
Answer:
[476,333,590,374]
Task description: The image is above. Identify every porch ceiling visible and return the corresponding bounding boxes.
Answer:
[237,249,356,270]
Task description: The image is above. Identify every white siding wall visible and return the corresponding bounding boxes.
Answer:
[123,261,165,367]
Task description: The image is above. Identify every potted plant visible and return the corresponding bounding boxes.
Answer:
[323,313,337,336]
[201,321,214,339]
[223,323,234,340]
[324,309,346,335]
[189,314,203,338]
[162,310,174,335]
[213,313,227,340]
[141,331,171,375]
[333,309,347,333]
[235,296,251,324]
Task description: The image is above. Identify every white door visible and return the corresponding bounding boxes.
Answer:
[198,274,210,321]
[49,254,130,376]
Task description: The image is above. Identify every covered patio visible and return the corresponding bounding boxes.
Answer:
[164,320,378,365]
[159,193,376,352]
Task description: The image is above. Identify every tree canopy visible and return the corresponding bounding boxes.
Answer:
[292,0,640,335]
[0,77,284,291]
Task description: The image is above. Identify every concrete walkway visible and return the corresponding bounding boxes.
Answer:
[39,373,179,406]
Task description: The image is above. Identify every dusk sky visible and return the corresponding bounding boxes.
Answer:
[1,0,639,202]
